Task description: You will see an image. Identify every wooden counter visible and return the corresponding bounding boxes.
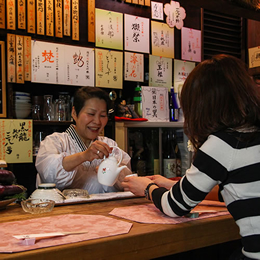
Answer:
[0,197,240,260]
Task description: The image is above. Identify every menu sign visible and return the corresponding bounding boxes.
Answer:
[95,49,123,89]
[63,0,71,36]
[17,0,26,29]
[55,0,63,38]
[0,0,5,29]
[72,0,79,40]
[7,34,16,83]
[142,86,169,122]
[27,0,35,33]
[24,36,31,81]
[88,0,95,42]
[0,120,33,163]
[16,35,24,84]
[46,0,54,36]
[95,9,123,50]
[7,0,16,30]
[37,0,45,35]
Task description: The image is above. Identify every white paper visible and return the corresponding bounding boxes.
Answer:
[151,1,163,20]
[141,86,169,122]
[124,52,144,82]
[124,14,150,54]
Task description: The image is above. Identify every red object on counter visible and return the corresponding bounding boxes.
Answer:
[169,177,182,181]
[114,116,148,121]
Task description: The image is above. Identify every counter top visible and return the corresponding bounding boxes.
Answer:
[0,197,240,260]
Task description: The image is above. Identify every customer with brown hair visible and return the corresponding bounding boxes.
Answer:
[122,54,260,260]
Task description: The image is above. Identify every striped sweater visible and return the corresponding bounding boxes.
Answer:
[152,130,260,259]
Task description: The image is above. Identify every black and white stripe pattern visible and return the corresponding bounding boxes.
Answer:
[66,124,88,152]
[152,130,260,259]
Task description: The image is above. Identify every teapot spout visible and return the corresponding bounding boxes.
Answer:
[116,165,127,175]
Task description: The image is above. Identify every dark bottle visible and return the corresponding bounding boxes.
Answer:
[146,129,160,175]
[169,88,179,122]
[163,129,177,178]
[171,130,182,177]
[133,130,146,176]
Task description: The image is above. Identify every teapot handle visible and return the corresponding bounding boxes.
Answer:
[110,146,123,166]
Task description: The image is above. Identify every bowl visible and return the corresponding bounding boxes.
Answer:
[21,199,55,214]
[14,108,31,119]
[63,189,90,199]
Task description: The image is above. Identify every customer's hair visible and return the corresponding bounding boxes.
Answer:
[73,86,111,115]
[180,54,260,151]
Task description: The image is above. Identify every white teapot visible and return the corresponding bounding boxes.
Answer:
[97,146,127,186]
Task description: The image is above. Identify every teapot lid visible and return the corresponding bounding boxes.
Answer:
[38,183,56,189]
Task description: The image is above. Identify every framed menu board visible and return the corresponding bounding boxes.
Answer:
[0,41,6,118]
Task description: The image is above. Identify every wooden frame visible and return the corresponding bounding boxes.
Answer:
[0,41,6,117]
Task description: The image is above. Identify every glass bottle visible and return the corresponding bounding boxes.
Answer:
[133,83,142,118]
[170,88,179,122]
[43,95,53,121]
[163,129,177,178]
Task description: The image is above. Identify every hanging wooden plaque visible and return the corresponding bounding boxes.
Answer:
[7,0,16,30]
[37,0,45,35]
[145,0,150,6]
[72,0,79,41]
[16,35,24,84]
[46,0,54,36]
[17,0,26,29]
[24,36,31,81]
[55,0,63,38]
[0,0,5,29]
[139,0,144,5]
[0,41,6,117]
[125,0,131,3]
[27,0,35,33]
[88,0,95,42]
[132,0,138,4]
[64,0,71,36]
[7,34,16,83]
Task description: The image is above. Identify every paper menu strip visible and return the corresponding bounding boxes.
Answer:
[13,231,89,240]
[0,0,5,29]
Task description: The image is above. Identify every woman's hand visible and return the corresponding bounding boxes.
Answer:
[121,176,152,197]
[84,140,112,162]
[146,175,177,190]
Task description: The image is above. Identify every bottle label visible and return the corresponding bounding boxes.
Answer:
[163,158,176,178]
[154,159,160,175]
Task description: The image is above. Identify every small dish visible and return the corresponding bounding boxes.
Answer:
[21,199,55,214]
[63,189,90,199]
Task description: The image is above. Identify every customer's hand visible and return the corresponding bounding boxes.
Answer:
[121,176,152,197]
[146,175,177,190]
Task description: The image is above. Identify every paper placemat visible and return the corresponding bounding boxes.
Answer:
[0,214,132,253]
[56,191,136,205]
[109,204,230,224]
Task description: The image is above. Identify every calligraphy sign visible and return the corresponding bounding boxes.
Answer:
[18,0,26,29]
[0,120,33,163]
[181,27,201,62]
[151,1,163,20]
[37,0,45,35]
[88,0,95,42]
[16,35,24,84]
[248,46,260,68]
[149,55,172,89]
[27,0,35,33]
[7,34,16,83]
[72,0,79,40]
[145,0,150,6]
[0,41,6,118]
[124,52,144,82]
[124,14,150,54]
[63,0,71,36]
[95,9,123,50]
[46,0,54,36]
[151,21,174,58]
[0,0,5,29]
[24,36,31,81]
[164,1,186,29]
[55,0,63,37]
[142,86,169,122]
[7,0,16,30]
[95,49,123,89]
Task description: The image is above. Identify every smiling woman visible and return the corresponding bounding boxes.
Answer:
[35,87,132,195]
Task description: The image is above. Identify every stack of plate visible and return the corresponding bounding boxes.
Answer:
[14,91,31,119]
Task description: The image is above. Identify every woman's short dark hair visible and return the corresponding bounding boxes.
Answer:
[180,54,260,151]
[73,86,111,116]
